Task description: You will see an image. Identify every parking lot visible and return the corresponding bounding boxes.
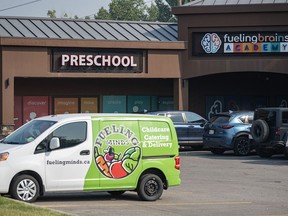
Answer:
[35,150,288,216]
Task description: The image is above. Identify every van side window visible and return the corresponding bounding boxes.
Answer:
[35,136,51,154]
[52,122,87,149]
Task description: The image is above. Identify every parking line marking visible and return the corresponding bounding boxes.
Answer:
[38,201,252,208]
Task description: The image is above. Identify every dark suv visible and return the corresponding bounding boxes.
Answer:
[148,111,207,149]
[251,107,288,158]
[203,111,254,156]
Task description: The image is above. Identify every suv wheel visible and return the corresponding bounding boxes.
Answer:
[210,148,225,155]
[251,119,269,143]
[234,136,251,156]
[256,147,273,158]
[284,147,288,159]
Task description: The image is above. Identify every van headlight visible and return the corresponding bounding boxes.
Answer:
[0,152,9,161]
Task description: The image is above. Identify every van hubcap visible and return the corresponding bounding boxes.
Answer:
[17,179,37,201]
[144,179,159,196]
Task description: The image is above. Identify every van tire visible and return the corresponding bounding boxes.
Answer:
[137,174,163,201]
[10,175,39,203]
[251,119,269,143]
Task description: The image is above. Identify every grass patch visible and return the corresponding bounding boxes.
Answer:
[0,196,69,216]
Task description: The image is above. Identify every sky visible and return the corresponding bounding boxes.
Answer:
[0,0,111,18]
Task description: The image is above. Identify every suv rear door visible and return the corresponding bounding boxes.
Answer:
[165,112,188,144]
[184,112,206,144]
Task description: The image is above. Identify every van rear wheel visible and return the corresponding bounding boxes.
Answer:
[10,175,39,203]
[137,174,163,201]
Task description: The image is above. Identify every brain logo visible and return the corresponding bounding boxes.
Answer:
[201,33,222,54]
[208,100,223,120]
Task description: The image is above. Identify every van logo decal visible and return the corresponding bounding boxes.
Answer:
[94,124,141,179]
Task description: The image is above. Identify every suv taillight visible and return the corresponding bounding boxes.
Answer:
[175,156,180,170]
[220,125,234,129]
[276,127,281,135]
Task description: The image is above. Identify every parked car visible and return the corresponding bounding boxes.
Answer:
[148,111,207,149]
[203,111,254,156]
[250,107,288,158]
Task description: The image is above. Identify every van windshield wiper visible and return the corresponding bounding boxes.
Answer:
[2,141,21,144]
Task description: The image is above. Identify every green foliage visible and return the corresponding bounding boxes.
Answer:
[145,3,159,21]
[109,0,147,21]
[47,9,56,18]
[0,196,68,216]
[47,0,194,21]
[155,0,172,22]
[94,7,111,20]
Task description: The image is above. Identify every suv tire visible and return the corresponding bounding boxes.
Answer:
[210,148,225,155]
[256,147,273,158]
[234,136,251,156]
[251,119,269,143]
[284,147,288,159]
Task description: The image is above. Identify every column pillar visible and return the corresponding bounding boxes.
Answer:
[174,78,189,110]
[1,75,15,135]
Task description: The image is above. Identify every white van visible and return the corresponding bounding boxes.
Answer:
[0,114,181,202]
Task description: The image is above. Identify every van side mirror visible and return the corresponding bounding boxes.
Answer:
[49,137,60,150]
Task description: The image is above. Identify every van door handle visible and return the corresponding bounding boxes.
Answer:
[80,150,90,155]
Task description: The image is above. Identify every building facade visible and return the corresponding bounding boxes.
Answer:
[1,2,288,134]
[0,18,186,134]
[173,2,288,119]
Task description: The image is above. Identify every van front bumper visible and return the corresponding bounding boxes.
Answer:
[0,163,13,193]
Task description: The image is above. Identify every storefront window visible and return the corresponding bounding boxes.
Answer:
[103,96,126,113]
[23,96,49,123]
[81,97,98,113]
[14,96,23,129]
[158,97,174,111]
[54,98,78,114]
[127,96,150,113]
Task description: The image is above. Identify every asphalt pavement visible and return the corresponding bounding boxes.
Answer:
[35,150,288,216]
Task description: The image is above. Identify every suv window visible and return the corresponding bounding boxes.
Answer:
[185,112,205,123]
[52,122,87,149]
[209,115,230,124]
[282,112,288,124]
[167,113,184,123]
[239,115,253,124]
[255,110,276,126]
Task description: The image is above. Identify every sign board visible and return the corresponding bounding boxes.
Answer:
[52,48,144,73]
[192,32,288,56]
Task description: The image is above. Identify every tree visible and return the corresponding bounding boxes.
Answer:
[47,0,194,21]
[155,0,174,22]
[94,7,111,20]
[47,9,56,18]
[109,0,147,21]
[145,3,159,21]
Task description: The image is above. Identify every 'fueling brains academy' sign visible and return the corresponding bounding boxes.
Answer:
[52,48,144,73]
[192,32,288,56]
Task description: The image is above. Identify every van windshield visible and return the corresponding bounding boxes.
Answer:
[2,120,56,145]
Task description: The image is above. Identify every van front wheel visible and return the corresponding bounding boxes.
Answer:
[11,175,39,203]
[137,174,163,201]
